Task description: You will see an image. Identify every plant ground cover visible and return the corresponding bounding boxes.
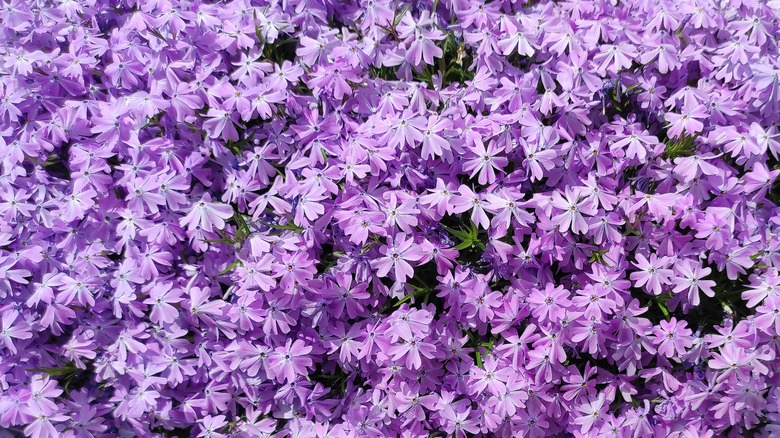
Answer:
[1,0,780,437]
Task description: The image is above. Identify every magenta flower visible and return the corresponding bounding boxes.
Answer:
[388,305,433,342]
[694,211,731,251]
[756,296,780,334]
[420,115,452,160]
[293,185,327,226]
[522,139,559,181]
[469,356,510,396]
[387,110,425,150]
[198,415,228,438]
[463,286,503,323]
[22,404,68,438]
[321,272,369,319]
[384,193,419,233]
[61,180,97,222]
[389,336,437,369]
[188,286,225,325]
[708,344,754,383]
[626,191,675,220]
[327,322,363,363]
[420,178,458,216]
[398,13,444,66]
[442,408,480,438]
[203,108,241,141]
[24,375,63,415]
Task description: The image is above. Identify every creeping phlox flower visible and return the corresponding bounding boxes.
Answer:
[1,0,780,437]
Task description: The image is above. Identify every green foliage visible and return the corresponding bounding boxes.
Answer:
[588,249,612,267]
[29,361,95,395]
[220,259,243,275]
[42,152,71,180]
[381,287,429,312]
[202,207,256,247]
[316,243,341,274]
[413,31,474,88]
[308,364,363,397]
[225,134,254,156]
[654,293,672,318]
[261,37,298,65]
[29,363,81,377]
[368,66,400,81]
[466,331,498,368]
[443,220,485,251]
[254,10,297,65]
[268,221,304,232]
[394,4,412,28]
[151,426,192,438]
[663,133,697,159]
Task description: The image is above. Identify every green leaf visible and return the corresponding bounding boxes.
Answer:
[146,28,167,42]
[453,240,474,250]
[467,220,479,239]
[663,133,697,159]
[393,4,411,27]
[379,287,430,313]
[393,288,428,308]
[442,224,470,241]
[269,222,303,232]
[220,260,243,275]
[202,238,235,244]
[360,241,378,254]
[589,249,611,266]
[29,365,79,377]
[656,301,670,318]
[625,83,641,93]
[253,10,263,44]
[231,208,253,245]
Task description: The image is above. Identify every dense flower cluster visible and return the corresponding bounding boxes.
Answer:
[2,0,780,436]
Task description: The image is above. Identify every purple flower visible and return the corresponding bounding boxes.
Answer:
[671,260,716,306]
[180,193,234,233]
[441,407,480,438]
[371,234,423,282]
[527,284,572,324]
[548,187,597,235]
[1,0,780,435]
[0,309,31,354]
[630,253,675,296]
[267,339,313,384]
[573,393,608,433]
[462,139,507,185]
[653,318,693,358]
